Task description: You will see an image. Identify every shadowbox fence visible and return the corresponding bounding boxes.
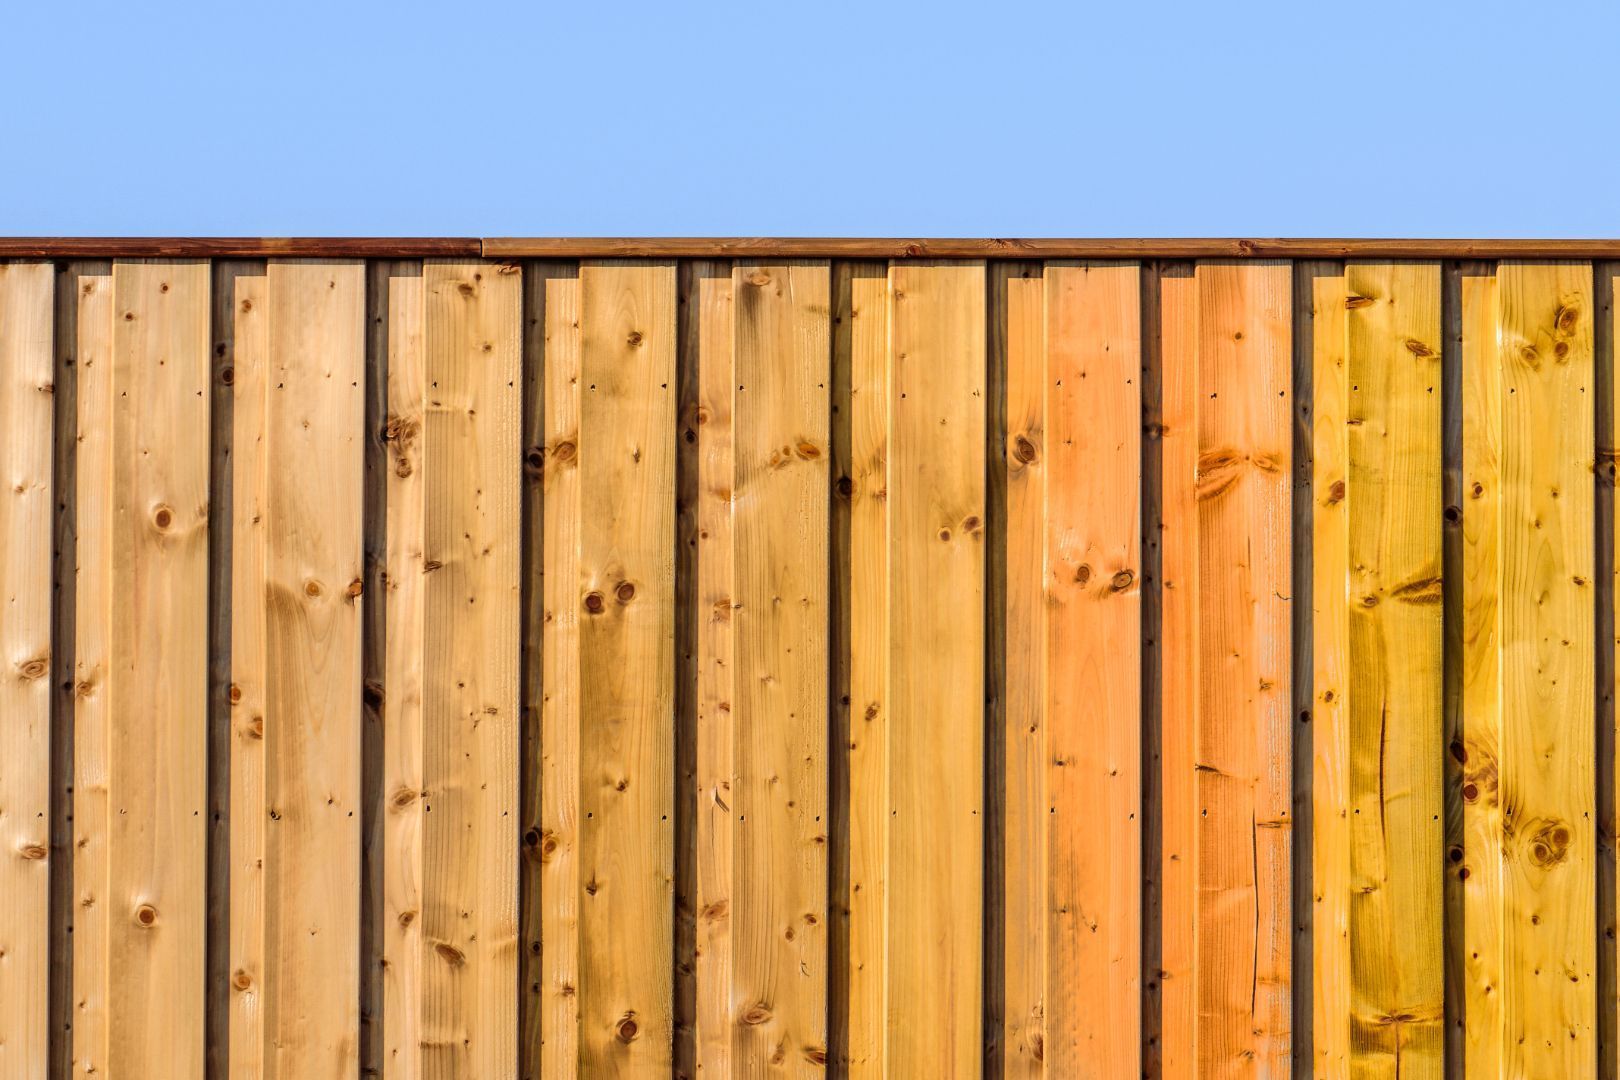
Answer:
[0,238,1618,1079]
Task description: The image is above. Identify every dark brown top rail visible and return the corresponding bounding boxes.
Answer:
[4,237,1620,259]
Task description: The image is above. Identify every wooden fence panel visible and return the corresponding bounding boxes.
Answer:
[0,262,53,1079]
[227,260,366,1077]
[9,247,1620,1077]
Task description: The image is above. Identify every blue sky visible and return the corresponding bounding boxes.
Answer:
[4,0,1618,236]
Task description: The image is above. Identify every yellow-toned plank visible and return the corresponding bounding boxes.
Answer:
[374,260,428,1080]
[1157,264,1198,1080]
[538,267,583,1078]
[575,260,677,1075]
[1342,263,1444,1077]
[1459,271,1503,1075]
[230,260,366,1075]
[694,262,735,1076]
[998,261,1046,1076]
[0,261,53,1078]
[104,259,211,1076]
[845,263,890,1079]
[420,260,522,1076]
[1043,263,1142,1075]
[1495,261,1595,1073]
[71,267,116,1080]
[886,261,986,1074]
[1194,261,1292,1076]
[1309,267,1351,1080]
[727,261,831,1072]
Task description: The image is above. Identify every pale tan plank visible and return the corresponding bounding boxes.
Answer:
[886,261,985,1074]
[378,260,428,1080]
[845,264,890,1079]
[105,259,211,1077]
[539,270,583,1078]
[421,261,522,1077]
[576,260,677,1076]
[728,261,831,1073]
[71,268,116,1080]
[1343,262,1444,1078]
[1496,261,1595,1074]
[1157,264,1198,1080]
[999,262,1046,1077]
[1194,261,1292,1077]
[0,261,54,1078]
[1459,271,1502,1075]
[1043,263,1141,1076]
[694,264,736,1075]
[228,269,271,1076]
[1309,267,1351,1080]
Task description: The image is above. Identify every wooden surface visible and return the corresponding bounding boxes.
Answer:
[10,252,1620,1075]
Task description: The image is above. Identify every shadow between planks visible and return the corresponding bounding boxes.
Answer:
[9,255,1620,1077]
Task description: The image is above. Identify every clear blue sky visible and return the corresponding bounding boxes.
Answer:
[5,0,1618,237]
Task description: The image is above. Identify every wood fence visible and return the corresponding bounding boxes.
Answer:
[0,240,1617,1078]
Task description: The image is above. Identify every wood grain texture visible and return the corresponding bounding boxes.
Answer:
[998,261,1046,1077]
[574,260,677,1076]
[1493,261,1596,1074]
[1342,263,1445,1078]
[1157,264,1198,1080]
[0,261,54,1079]
[1459,269,1503,1076]
[89,259,211,1077]
[1309,267,1351,1080]
[1042,263,1142,1075]
[229,260,366,1077]
[419,260,522,1077]
[1192,261,1293,1077]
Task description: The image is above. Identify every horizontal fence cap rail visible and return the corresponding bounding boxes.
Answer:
[4,237,1620,259]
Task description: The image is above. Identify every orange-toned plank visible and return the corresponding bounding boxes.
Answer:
[0,261,53,1078]
[1043,263,1142,1075]
[574,260,677,1075]
[1194,261,1292,1076]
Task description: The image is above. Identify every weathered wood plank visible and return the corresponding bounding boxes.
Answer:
[1342,262,1445,1078]
[1494,261,1596,1074]
[885,261,986,1075]
[1043,263,1142,1075]
[999,261,1046,1077]
[574,260,677,1075]
[102,259,211,1077]
[229,260,366,1076]
[1309,266,1351,1080]
[420,260,522,1077]
[1193,261,1292,1077]
[0,261,54,1079]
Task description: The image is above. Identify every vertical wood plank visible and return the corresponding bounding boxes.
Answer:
[538,267,583,1078]
[999,261,1046,1077]
[1342,262,1445,1077]
[1459,268,1503,1075]
[1042,263,1142,1075]
[420,260,522,1077]
[694,262,736,1076]
[575,260,676,1076]
[100,259,211,1077]
[718,261,832,1072]
[1309,266,1351,1080]
[71,266,115,1079]
[1494,261,1596,1074]
[1193,261,1292,1077]
[1157,263,1198,1080]
[886,261,986,1075]
[844,263,890,1078]
[230,260,366,1076]
[0,261,54,1079]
